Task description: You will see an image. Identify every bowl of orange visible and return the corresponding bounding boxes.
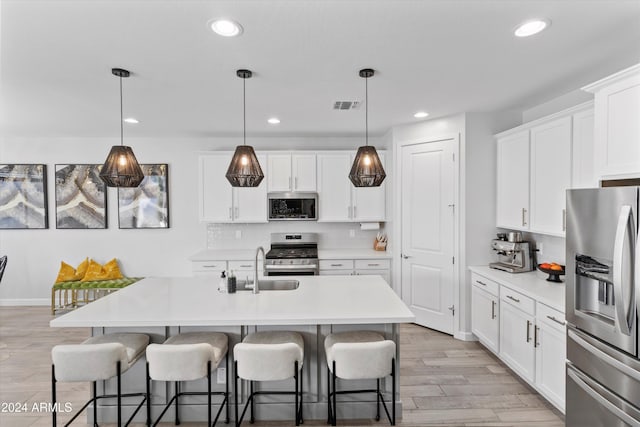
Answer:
[537,262,565,283]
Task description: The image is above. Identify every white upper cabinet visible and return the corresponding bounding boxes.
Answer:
[496,103,594,236]
[317,151,386,222]
[267,153,317,192]
[530,117,571,236]
[583,64,640,179]
[199,153,267,223]
[317,153,352,221]
[497,130,530,230]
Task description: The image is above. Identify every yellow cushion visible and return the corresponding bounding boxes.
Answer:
[81,258,124,282]
[54,258,89,283]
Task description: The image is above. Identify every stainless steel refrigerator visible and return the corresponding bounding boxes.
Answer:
[566,187,640,426]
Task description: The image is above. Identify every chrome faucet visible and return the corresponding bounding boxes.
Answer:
[254,246,265,294]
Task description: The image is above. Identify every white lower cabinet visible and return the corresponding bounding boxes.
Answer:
[499,291,536,383]
[471,274,499,353]
[319,258,391,284]
[471,270,566,413]
[535,304,566,411]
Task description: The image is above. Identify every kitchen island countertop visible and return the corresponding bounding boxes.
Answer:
[50,275,414,328]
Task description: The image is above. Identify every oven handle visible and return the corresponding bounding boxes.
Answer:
[567,365,640,427]
[568,328,640,382]
[613,205,634,336]
[264,264,318,270]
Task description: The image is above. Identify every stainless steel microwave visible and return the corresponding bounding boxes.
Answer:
[268,192,318,221]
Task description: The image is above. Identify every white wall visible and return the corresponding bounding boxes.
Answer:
[0,135,384,304]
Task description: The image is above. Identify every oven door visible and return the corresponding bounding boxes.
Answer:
[264,264,318,276]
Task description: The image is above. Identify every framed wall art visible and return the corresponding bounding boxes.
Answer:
[55,164,107,229]
[118,164,169,229]
[0,164,49,229]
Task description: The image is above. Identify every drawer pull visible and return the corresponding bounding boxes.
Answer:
[331,264,344,267]
[546,315,566,326]
[239,264,252,268]
[367,263,380,267]
[526,320,531,343]
[506,295,521,303]
[476,280,487,287]
[203,265,219,268]
[534,325,539,348]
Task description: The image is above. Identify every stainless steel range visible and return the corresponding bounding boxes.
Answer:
[264,233,319,276]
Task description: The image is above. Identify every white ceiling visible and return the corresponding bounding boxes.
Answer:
[1,0,639,139]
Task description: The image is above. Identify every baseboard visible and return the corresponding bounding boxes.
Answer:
[0,298,49,306]
[454,331,477,341]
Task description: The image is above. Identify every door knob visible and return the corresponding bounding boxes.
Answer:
[402,254,412,259]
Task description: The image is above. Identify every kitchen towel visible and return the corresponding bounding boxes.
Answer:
[360,222,380,230]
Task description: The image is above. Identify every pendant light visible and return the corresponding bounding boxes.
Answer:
[99,68,144,188]
[226,69,264,187]
[349,68,386,187]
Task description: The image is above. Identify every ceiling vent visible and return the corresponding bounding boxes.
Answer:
[333,101,361,110]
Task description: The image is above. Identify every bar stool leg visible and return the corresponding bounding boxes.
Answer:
[332,361,337,427]
[52,365,57,427]
[294,361,299,426]
[207,361,212,427]
[234,361,239,427]
[326,363,331,425]
[175,381,180,425]
[249,381,254,423]
[391,358,396,426]
[299,365,303,425]
[117,361,122,427]
[146,362,151,427]
[93,381,99,427]
[376,379,381,421]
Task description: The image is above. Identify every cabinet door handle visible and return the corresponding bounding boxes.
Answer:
[506,295,520,303]
[526,320,531,343]
[476,280,487,287]
[534,325,540,348]
[289,176,292,190]
[368,263,380,267]
[330,264,343,267]
[239,264,252,268]
[229,207,233,219]
[491,300,496,319]
[348,206,352,219]
[235,207,239,219]
[562,209,566,231]
[522,208,527,226]
[353,206,357,218]
[546,315,566,326]
[295,176,298,190]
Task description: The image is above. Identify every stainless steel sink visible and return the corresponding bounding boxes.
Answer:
[236,279,299,291]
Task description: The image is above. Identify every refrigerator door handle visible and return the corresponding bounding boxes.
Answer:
[567,366,640,427]
[613,205,634,336]
[569,328,640,382]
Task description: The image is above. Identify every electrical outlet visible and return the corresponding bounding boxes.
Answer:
[349,229,355,238]
[537,242,544,255]
[217,367,226,384]
[235,230,242,239]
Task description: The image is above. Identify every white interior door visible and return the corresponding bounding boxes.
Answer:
[401,139,455,334]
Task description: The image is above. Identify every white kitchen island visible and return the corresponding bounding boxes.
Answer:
[50,275,415,424]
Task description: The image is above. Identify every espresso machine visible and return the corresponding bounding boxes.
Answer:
[490,233,534,273]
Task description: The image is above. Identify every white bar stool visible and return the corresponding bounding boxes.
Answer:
[146,331,229,426]
[325,331,396,426]
[51,332,150,427]
[233,331,304,427]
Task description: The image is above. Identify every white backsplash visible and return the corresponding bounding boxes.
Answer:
[496,228,566,265]
[207,222,385,250]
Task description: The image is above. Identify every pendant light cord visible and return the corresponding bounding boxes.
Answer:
[243,76,246,146]
[119,75,124,146]
[365,75,368,147]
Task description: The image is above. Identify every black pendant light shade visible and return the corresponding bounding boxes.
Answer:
[100,145,145,187]
[349,145,386,187]
[349,68,386,187]
[100,68,144,188]
[226,69,264,187]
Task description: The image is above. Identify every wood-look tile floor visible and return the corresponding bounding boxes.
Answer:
[0,307,564,426]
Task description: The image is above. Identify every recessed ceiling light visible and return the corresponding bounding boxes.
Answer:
[123,117,139,124]
[514,19,550,37]
[209,18,243,37]
[267,117,280,125]
[414,111,429,118]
